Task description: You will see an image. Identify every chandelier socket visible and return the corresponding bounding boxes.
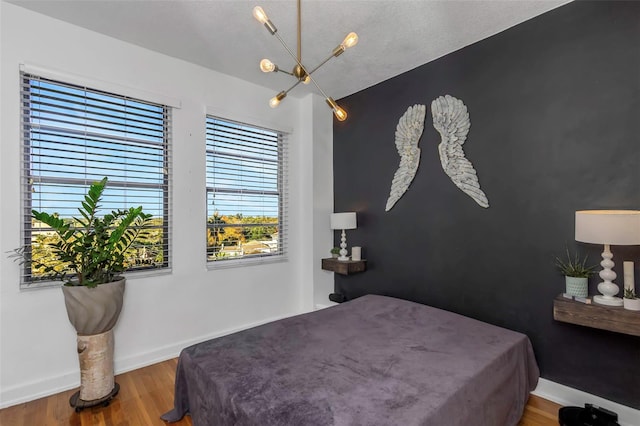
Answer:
[270,91,287,108]
[332,45,346,58]
[263,20,277,34]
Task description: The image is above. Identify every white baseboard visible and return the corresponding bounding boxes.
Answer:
[532,378,639,426]
[314,302,338,310]
[0,312,293,409]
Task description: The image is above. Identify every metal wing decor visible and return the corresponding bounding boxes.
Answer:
[385,104,426,211]
[431,95,489,208]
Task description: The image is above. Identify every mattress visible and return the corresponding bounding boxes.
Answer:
[162,294,539,425]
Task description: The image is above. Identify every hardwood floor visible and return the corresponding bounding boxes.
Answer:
[0,358,561,425]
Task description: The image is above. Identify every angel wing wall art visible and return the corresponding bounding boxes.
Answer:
[431,95,489,208]
[385,104,426,211]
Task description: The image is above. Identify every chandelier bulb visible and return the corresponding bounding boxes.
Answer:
[260,59,276,73]
[252,6,269,24]
[334,106,348,121]
[269,91,287,108]
[341,32,359,49]
[326,97,348,121]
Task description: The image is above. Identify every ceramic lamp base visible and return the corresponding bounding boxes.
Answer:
[593,295,623,306]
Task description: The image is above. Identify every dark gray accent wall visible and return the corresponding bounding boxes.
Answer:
[332,1,640,409]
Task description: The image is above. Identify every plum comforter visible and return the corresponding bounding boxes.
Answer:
[162,295,539,426]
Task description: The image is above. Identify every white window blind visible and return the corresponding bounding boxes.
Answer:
[206,117,287,265]
[20,72,171,287]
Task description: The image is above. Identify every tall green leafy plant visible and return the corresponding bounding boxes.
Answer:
[14,177,152,287]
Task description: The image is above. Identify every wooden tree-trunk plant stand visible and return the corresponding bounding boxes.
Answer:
[62,278,125,412]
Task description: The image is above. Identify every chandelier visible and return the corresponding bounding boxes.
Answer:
[253,0,358,121]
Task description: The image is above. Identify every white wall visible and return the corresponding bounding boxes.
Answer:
[296,94,336,311]
[0,2,334,407]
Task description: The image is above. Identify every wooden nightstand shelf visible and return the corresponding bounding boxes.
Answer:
[321,258,366,275]
[553,294,640,337]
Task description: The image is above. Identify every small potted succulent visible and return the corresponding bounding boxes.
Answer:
[555,248,596,298]
[330,247,340,259]
[623,288,640,311]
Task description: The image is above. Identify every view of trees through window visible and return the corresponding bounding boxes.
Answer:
[206,118,284,262]
[21,74,170,284]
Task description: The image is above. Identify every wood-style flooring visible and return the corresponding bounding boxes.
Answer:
[0,358,561,425]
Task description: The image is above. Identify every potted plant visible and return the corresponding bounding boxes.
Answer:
[330,247,340,258]
[12,177,152,410]
[623,288,640,311]
[555,248,596,298]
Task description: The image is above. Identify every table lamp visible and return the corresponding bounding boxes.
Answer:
[330,212,357,261]
[575,210,640,306]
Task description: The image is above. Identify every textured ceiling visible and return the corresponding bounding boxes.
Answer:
[7,0,571,99]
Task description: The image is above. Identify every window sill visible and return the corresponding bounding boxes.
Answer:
[207,255,287,270]
[20,267,173,291]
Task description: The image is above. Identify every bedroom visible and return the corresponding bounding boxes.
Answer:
[0,0,638,425]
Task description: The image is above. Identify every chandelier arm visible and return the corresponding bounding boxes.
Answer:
[306,52,338,76]
[283,79,303,96]
[273,32,330,99]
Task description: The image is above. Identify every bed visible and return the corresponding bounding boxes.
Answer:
[162,294,539,426]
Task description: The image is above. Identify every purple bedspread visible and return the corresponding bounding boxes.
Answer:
[162,295,539,426]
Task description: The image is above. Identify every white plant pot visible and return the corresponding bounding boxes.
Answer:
[565,276,588,298]
[623,298,640,311]
[61,278,125,405]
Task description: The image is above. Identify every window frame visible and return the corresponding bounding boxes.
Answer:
[205,116,288,268]
[19,71,172,288]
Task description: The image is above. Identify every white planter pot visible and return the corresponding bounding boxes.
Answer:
[623,298,640,311]
[61,278,125,405]
[61,278,125,335]
[565,276,588,298]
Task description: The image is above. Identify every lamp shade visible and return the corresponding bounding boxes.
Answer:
[575,210,640,245]
[331,212,357,230]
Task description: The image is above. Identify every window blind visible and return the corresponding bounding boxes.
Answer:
[20,72,171,287]
[206,117,287,265]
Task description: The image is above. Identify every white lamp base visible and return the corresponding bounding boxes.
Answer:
[338,229,350,262]
[593,244,623,306]
[593,295,623,306]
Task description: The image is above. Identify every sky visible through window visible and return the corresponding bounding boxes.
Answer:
[206,118,279,219]
[26,77,166,218]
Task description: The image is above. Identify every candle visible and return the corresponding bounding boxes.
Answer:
[351,246,362,261]
[623,261,635,291]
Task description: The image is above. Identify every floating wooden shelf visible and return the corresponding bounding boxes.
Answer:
[321,258,366,275]
[553,294,640,337]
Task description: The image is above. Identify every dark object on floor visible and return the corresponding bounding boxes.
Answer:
[328,292,345,303]
[558,403,620,426]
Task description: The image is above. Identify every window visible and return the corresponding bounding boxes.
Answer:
[206,117,287,265]
[20,72,171,287]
